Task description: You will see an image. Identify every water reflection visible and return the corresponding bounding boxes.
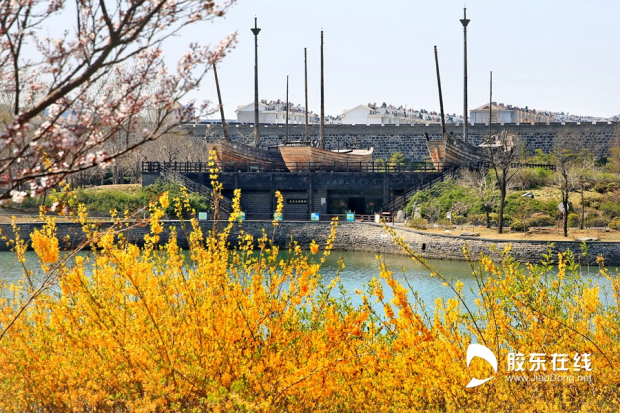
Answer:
[0,250,613,312]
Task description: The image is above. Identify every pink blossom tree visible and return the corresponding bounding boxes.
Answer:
[0,0,237,202]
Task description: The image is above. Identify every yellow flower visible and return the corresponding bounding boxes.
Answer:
[310,241,319,255]
[31,231,59,264]
[159,192,169,209]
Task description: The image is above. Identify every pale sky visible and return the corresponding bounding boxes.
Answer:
[167,0,620,119]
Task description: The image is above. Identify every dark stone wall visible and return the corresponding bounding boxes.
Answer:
[188,122,618,161]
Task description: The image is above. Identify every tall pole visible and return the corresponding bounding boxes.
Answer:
[285,75,289,143]
[213,63,228,140]
[434,46,446,137]
[460,7,470,143]
[489,71,493,141]
[304,47,309,142]
[319,30,325,149]
[251,17,261,147]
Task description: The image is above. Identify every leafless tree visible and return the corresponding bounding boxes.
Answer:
[484,130,523,234]
[0,0,237,202]
[460,167,498,228]
[553,129,596,236]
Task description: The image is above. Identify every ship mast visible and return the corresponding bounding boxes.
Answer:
[489,71,493,142]
[460,7,470,143]
[319,30,325,149]
[251,17,261,147]
[212,63,228,140]
[434,46,447,137]
[285,75,289,143]
[304,47,309,142]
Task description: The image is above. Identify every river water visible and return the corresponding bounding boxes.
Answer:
[0,250,613,312]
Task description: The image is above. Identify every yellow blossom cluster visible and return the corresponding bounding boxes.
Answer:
[0,189,617,411]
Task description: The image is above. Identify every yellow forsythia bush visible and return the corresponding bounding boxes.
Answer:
[0,189,618,412]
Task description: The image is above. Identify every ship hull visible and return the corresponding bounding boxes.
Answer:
[207,139,286,171]
[278,145,374,172]
[426,134,486,170]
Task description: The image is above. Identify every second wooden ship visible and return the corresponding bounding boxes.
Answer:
[426,45,487,171]
[425,132,485,170]
[278,144,373,172]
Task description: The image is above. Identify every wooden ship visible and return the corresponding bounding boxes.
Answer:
[425,132,485,169]
[426,44,486,171]
[206,138,286,171]
[278,30,374,172]
[278,144,373,172]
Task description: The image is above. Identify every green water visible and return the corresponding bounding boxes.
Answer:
[0,250,613,311]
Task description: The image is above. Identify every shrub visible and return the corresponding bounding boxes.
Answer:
[567,213,579,227]
[503,193,560,219]
[585,216,609,228]
[467,214,487,226]
[452,215,466,225]
[593,181,620,194]
[489,213,504,226]
[527,214,556,227]
[600,200,620,218]
[582,196,601,209]
[407,217,428,230]
[510,220,528,232]
[512,168,550,190]
[608,217,620,230]
[437,218,452,229]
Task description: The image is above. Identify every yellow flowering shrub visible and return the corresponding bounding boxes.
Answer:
[0,188,618,411]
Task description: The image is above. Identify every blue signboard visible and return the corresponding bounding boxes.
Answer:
[346,213,355,222]
[273,212,283,221]
[311,212,320,221]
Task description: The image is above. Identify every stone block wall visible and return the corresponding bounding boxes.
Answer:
[189,122,618,162]
[313,189,327,215]
[240,192,271,217]
[281,192,309,217]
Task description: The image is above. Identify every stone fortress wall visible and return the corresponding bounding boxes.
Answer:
[189,122,618,161]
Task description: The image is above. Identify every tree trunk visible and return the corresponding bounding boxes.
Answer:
[498,187,506,234]
[579,186,585,230]
[485,209,491,228]
[563,198,569,237]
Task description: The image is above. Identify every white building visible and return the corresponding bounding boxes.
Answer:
[235,100,316,125]
[470,102,554,124]
[340,103,462,125]
[341,103,417,125]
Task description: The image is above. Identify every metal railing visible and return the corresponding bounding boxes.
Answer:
[379,161,556,213]
[160,165,232,218]
[381,165,460,213]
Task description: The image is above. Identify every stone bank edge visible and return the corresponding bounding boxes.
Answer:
[2,221,619,266]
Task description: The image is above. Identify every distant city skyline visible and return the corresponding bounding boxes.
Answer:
[167,0,620,119]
